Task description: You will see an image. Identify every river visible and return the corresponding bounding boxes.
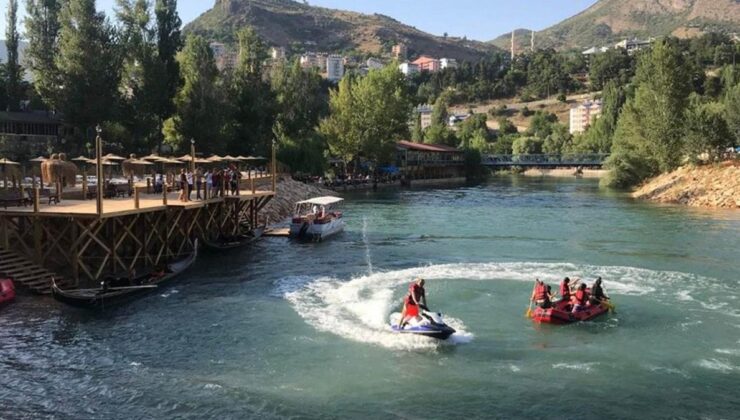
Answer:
[2,176,739,419]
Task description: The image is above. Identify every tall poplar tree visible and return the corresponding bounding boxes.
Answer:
[163,35,222,152]
[154,0,181,122]
[5,0,21,111]
[25,0,62,110]
[228,27,275,155]
[55,0,120,133]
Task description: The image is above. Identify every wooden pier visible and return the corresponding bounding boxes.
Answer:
[0,180,275,290]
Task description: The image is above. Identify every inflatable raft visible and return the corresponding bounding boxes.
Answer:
[532,299,609,324]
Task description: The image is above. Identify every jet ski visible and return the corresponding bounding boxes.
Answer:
[390,309,456,340]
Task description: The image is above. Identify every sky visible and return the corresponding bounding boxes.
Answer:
[1,0,598,42]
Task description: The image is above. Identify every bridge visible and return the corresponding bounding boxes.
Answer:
[482,154,610,168]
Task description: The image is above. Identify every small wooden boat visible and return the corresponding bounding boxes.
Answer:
[0,278,16,307]
[51,243,197,310]
[202,228,264,250]
[532,299,610,324]
[289,196,345,241]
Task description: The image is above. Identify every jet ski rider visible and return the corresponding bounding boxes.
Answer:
[399,278,427,328]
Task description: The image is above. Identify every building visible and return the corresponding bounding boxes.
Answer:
[581,46,610,56]
[209,42,236,71]
[270,46,286,61]
[399,62,419,76]
[412,55,441,73]
[0,111,73,158]
[440,58,458,70]
[326,54,345,82]
[392,43,408,61]
[366,58,384,70]
[396,141,464,179]
[614,38,653,55]
[569,99,602,134]
[300,53,319,69]
[317,53,329,72]
[416,104,434,130]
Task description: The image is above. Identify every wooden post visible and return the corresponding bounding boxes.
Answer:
[221,177,225,198]
[271,140,277,192]
[33,187,40,212]
[82,168,88,199]
[162,183,168,205]
[56,181,62,203]
[147,177,151,194]
[95,127,104,215]
[248,169,253,194]
[134,187,140,209]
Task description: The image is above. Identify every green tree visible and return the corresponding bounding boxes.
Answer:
[490,134,515,154]
[526,49,573,98]
[424,123,458,147]
[526,111,558,139]
[5,0,21,111]
[512,136,543,155]
[430,95,449,126]
[153,0,182,123]
[725,83,740,145]
[320,65,412,170]
[25,0,63,110]
[497,117,518,135]
[55,0,120,134]
[271,59,328,173]
[569,81,626,153]
[588,48,633,91]
[604,40,692,187]
[164,35,223,152]
[410,112,424,143]
[456,113,488,148]
[227,27,276,155]
[542,124,572,154]
[684,100,733,163]
[116,0,161,151]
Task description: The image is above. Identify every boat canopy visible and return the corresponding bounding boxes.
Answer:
[296,196,344,206]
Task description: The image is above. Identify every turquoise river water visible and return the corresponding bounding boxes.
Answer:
[1,176,739,419]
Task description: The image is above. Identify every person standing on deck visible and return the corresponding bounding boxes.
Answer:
[178,169,187,202]
[186,170,194,201]
[230,165,240,196]
[195,168,203,200]
[205,170,213,199]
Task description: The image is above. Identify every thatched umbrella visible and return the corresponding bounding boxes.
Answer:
[102,153,126,161]
[207,155,224,162]
[41,153,78,189]
[141,153,164,162]
[28,156,48,187]
[122,154,155,178]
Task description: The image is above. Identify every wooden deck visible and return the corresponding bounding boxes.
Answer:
[0,189,275,218]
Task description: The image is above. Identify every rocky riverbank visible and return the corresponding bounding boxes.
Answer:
[522,168,607,178]
[261,177,336,224]
[632,161,740,209]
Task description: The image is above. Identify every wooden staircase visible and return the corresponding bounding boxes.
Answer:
[0,249,74,294]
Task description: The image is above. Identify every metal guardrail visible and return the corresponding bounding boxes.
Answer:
[482,154,610,167]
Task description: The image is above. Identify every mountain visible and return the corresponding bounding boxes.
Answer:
[185,0,496,61]
[491,0,740,51]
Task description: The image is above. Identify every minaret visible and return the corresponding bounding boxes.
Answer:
[531,31,535,52]
[511,30,515,60]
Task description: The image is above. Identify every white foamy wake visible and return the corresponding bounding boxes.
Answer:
[274,262,724,351]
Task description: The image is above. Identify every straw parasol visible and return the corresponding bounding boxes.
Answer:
[0,158,20,166]
[29,156,48,162]
[176,154,194,161]
[102,153,126,161]
[141,153,165,162]
[222,155,241,162]
[70,156,91,163]
[207,155,224,162]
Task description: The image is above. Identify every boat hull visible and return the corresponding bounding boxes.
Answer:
[289,218,344,241]
[52,243,197,310]
[391,324,456,340]
[0,278,16,306]
[532,300,609,324]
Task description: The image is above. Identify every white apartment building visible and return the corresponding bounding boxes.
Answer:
[399,62,419,77]
[569,99,602,134]
[440,58,458,69]
[270,46,286,61]
[326,54,345,82]
[300,53,319,68]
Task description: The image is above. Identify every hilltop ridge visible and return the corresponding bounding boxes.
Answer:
[185,0,496,61]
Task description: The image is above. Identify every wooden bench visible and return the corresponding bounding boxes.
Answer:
[38,188,59,205]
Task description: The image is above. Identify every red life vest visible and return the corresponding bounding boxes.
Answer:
[534,283,548,300]
[575,289,588,305]
[560,282,571,299]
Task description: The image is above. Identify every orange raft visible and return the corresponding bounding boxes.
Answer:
[532,299,609,324]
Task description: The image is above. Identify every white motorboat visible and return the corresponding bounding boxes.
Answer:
[289,196,345,241]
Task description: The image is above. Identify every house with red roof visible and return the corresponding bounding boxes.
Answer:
[411,56,441,73]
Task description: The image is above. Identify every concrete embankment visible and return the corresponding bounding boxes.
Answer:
[632,161,739,209]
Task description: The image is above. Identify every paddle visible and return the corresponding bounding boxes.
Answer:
[525,280,537,318]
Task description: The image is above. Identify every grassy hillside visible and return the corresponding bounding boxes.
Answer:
[491,0,740,51]
[185,0,497,61]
